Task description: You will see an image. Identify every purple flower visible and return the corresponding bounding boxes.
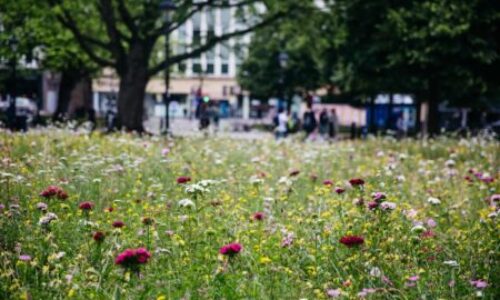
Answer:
[372,192,386,202]
[426,218,437,228]
[36,202,48,211]
[326,288,342,298]
[470,279,488,289]
[357,288,376,298]
[19,254,32,261]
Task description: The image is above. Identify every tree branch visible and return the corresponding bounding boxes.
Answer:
[55,10,116,67]
[97,0,128,62]
[148,9,286,77]
[116,0,138,38]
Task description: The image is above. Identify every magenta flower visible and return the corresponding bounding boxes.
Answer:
[339,235,364,247]
[115,248,151,268]
[93,231,105,243]
[367,201,379,210]
[112,220,125,228]
[40,185,68,200]
[219,242,242,257]
[335,187,345,194]
[323,179,334,186]
[176,176,191,184]
[79,201,94,210]
[349,178,365,186]
[252,212,264,221]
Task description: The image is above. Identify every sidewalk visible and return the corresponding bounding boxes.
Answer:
[145,117,273,140]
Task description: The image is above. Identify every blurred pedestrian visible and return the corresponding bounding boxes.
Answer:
[396,113,407,139]
[329,108,339,140]
[209,102,220,132]
[319,108,329,139]
[302,103,317,140]
[199,102,210,131]
[275,107,288,140]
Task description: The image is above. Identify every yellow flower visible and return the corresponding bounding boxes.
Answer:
[68,289,76,298]
[259,256,272,264]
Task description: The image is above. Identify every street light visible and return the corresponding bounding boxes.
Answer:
[7,36,19,131]
[278,51,289,110]
[159,0,177,134]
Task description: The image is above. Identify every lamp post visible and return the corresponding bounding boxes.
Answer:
[159,0,177,134]
[278,51,289,110]
[7,36,19,130]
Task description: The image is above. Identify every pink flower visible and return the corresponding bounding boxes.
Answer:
[490,194,500,202]
[79,201,94,210]
[219,242,242,257]
[161,148,170,156]
[281,233,294,248]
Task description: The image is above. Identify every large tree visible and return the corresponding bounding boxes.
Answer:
[44,0,304,131]
[238,4,324,106]
[0,0,98,120]
[326,0,500,135]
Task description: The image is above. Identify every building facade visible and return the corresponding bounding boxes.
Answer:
[92,5,251,120]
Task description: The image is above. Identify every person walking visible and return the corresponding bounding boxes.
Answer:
[275,107,288,140]
[329,108,339,140]
[302,103,317,140]
[319,108,329,139]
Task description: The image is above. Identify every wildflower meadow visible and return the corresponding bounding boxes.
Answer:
[0,130,498,299]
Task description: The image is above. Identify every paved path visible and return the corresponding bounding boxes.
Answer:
[145,117,273,140]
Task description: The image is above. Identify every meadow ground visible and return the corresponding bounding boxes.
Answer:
[0,129,498,299]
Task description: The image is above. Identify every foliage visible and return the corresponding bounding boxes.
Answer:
[0,0,97,74]
[238,3,324,100]
[0,129,498,299]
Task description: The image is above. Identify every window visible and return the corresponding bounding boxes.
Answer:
[178,63,186,73]
[206,63,214,74]
[193,63,202,74]
[221,64,229,75]
[193,30,202,46]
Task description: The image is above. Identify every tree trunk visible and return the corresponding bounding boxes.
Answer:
[387,93,394,131]
[53,71,78,121]
[68,75,93,118]
[369,96,376,134]
[414,96,422,136]
[117,44,150,132]
[427,88,440,136]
